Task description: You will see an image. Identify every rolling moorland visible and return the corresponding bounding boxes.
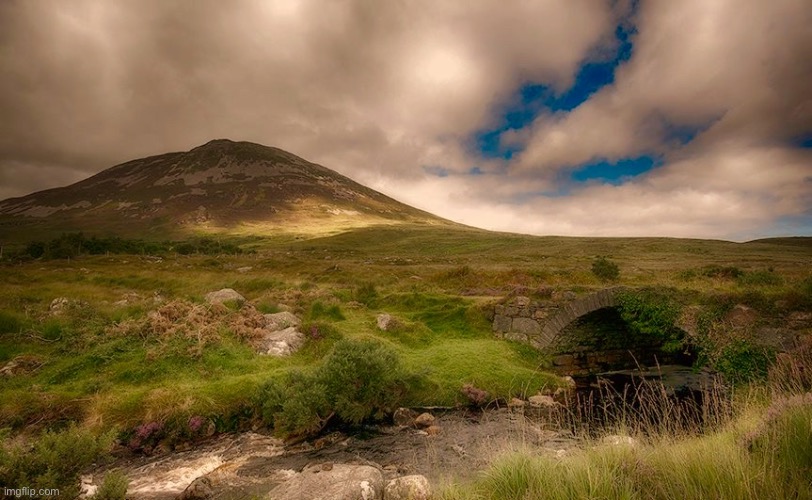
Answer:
[0,141,810,499]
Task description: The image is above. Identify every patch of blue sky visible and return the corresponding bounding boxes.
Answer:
[475,22,635,160]
[791,133,812,148]
[570,156,660,185]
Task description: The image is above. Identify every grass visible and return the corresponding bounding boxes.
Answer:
[439,343,812,500]
[440,406,812,500]
[0,224,809,492]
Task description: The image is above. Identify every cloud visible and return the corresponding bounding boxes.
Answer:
[0,0,809,239]
[0,0,612,183]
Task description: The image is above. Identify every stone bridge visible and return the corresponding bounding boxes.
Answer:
[491,287,625,350]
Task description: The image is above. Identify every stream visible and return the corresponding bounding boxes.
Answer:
[83,364,719,499]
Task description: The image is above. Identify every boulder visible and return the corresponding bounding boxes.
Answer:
[204,289,245,306]
[268,463,383,500]
[376,314,397,331]
[258,327,305,356]
[49,297,71,314]
[413,413,435,428]
[384,475,431,500]
[264,311,301,332]
[177,476,214,499]
[514,296,531,307]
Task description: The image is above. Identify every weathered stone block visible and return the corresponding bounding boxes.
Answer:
[533,309,549,320]
[515,296,531,307]
[512,317,541,335]
[553,354,575,366]
[493,315,512,333]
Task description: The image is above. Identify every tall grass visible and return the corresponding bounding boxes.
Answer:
[442,343,812,500]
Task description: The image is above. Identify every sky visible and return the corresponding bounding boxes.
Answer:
[1,0,811,240]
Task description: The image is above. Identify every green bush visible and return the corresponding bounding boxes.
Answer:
[258,370,332,438]
[715,340,774,382]
[0,426,114,498]
[617,290,683,352]
[91,470,129,500]
[591,256,620,282]
[702,265,743,279]
[308,301,345,321]
[355,282,378,306]
[0,311,22,335]
[321,338,406,424]
[737,269,784,287]
[256,338,408,438]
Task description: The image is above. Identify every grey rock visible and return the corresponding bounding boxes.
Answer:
[204,288,245,305]
[267,463,383,500]
[384,475,432,500]
[264,311,301,332]
[512,317,540,335]
[49,297,71,314]
[514,296,531,307]
[492,315,512,333]
[259,327,305,356]
[376,313,397,331]
[177,476,214,499]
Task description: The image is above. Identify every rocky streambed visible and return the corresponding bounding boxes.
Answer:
[82,407,581,499]
[82,364,716,499]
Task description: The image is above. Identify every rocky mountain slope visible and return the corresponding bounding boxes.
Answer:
[0,139,448,239]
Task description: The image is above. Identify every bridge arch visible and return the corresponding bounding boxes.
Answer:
[491,287,628,350]
[536,288,623,348]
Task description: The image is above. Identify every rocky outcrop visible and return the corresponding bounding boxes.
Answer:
[264,311,301,331]
[376,314,398,331]
[268,463,384,500]
[204,288,246,305]
[259,327,305,356]
[384,475,431,500]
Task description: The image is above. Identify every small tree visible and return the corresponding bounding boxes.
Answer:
[592,256,620,282]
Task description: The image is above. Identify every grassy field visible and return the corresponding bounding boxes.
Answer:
[0,224,810,495]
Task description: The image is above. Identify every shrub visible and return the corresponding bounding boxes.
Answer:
[617,290,683,352]
[91,470,129,500]
[355,282,378,306]
[321,338,406,424]
[0,311,22,335]
[308,301,345,321]
[0,426,114,498]
[702,265,743,279]
[591,256,619,282]
[256,339,408,438]
[263,371,333,439]
[737,269,784,287]
[715,340,774,383]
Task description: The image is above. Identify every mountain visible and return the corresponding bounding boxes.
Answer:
[0,139,449,240]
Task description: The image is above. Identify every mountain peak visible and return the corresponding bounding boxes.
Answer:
[0,140,448,240]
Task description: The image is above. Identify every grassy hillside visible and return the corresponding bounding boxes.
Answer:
[0,224,810,494]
